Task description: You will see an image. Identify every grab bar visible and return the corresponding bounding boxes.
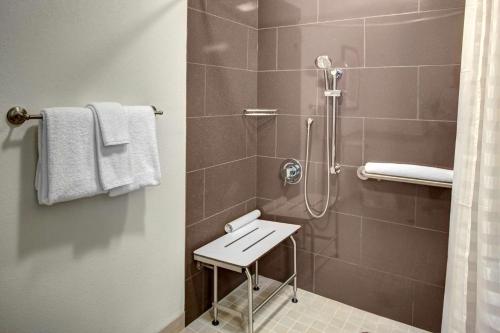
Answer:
[357,166,452,188]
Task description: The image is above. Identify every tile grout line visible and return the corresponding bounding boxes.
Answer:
[246,28,249,71]
[275,27,279,70]
[308,253,447,289]
[187,61,256,72]
[202,168,206,219]
[255,63,461,72]
[187,196,256,229]
[361,117,366,165]
[360,216,364,266]
[256,7,463,30]
[274,115,278,157]
[203,65,207,116]
[416,66,421,119]
[315,70,320,116]
[187,113,458,123]
[256,194,449,234]
[188,6,259,31]
[316,0,320,22]
[414,186,419,227]
[363,18,367,67]
[188,155,258,174]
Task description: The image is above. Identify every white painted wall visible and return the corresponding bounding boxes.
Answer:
[0,1,186,332]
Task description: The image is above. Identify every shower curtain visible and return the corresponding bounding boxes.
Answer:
[441,0,500,332]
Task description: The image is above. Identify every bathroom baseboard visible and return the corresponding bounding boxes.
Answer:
[159,312,185,333]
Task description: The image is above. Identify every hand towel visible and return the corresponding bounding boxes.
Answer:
[109,106,161,197]
[35,107,104,205]
[88,107,133,190]
[364,162,453,183]
[87,102,129,145]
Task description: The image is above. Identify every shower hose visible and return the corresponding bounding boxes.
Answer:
[304,94,332,219]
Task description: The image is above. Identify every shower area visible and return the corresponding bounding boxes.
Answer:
[186,1,464,332]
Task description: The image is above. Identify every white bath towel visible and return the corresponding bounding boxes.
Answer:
[364,162,453,183]
[35,107,104,205]
[224,210,261,233]
[89,107,133,190]
[109,106,161,196]
[87,102,129,145]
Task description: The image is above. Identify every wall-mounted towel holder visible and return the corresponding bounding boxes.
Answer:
[6,105,164,125]
[357,166,453,188]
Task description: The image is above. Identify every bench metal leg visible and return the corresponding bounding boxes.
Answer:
[253,261,260,291]
[244,268,254,333]
[212,266,219,326]
[290,236,298,303]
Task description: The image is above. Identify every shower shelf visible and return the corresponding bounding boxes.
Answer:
[243,108,278,117]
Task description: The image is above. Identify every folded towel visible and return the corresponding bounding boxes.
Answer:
[89,107,133,190]
[364,162,453,183]
[109,106,161,197]
[35,107,104,205]
[87,102,129,145]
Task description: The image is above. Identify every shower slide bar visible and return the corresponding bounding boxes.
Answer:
[243,108,278,116]
[6,105,164,126]
[357,166,453,188]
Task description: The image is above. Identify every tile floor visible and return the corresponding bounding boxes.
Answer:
[182,276,430,333]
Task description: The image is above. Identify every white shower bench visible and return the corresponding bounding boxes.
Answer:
[193,217,300,333]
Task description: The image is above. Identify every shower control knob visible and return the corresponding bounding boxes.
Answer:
[280,159,302,186]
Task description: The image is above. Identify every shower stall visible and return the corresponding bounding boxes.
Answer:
[186,1,464,332]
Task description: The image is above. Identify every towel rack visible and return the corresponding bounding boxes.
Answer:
[6,105,164,125]
[357,166,452,188]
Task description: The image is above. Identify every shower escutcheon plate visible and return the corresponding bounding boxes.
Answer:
[280,159,302,186]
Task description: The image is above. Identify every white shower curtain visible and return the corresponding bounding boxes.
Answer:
[441,0,500,332]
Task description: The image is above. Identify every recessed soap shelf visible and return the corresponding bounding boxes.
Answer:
[243,108,278,117]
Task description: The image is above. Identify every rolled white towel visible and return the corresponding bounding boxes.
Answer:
[364,162,453,183]
[224,210,261,233]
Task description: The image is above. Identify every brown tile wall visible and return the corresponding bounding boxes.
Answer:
[185,0,258,324]
[186,0,462,331]
[255,1,463,332]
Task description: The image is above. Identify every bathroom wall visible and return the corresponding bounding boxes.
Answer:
[0,1,186,332]
[256,1,463,332]
[185,0,259,324]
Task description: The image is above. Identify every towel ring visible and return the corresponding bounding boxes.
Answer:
[6,105,164,126]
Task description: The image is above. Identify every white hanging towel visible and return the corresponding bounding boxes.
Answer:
[109,106,161,197]
[87,102,129,145]
[87,103,133,190]
[364,162,453,183]
[35,107,104,205]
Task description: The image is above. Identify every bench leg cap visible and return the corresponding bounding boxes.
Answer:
[291,298,298,303]
[212,320,219,326]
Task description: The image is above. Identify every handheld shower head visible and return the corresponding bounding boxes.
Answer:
[315,55,332,69]
[315,55,333,90]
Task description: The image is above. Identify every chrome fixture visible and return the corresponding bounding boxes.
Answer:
[280,159,302,186]
[357,166,453,188]
[243,108,278,117]
[6,105,164,126]
[304,55,343,218]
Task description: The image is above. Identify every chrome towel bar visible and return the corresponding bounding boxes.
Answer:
[243,108,278,117]
[357,166,452,188]
[6,105,164,125]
